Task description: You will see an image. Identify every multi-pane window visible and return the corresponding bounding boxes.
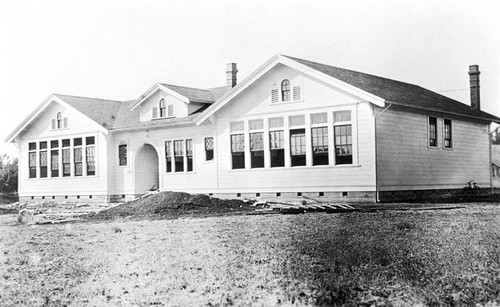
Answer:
[312,127,329,165]
[230,121,245,169]
[444,119,452,148]
[29,142,36,178]
[74,138,83,176]
[186,139,193,172]
[159,99,166,118]
[231,134,245,169]
[334,125,352,165]
[86,137,95,176]
[281,79,290,101]
[165,141,172,173]
[174,140,184,172]
[62,140,71,177]
[50,140,59,177]
[269,130,284,167]
[119,144,127,166]
[39,142,48,178]
[250,133,264,168]
[249,119,264,168]
[290,129,306,166]
[205,137,214,161]
[429,117,437,147]
[57,112,62,129]
[269,117,285,167]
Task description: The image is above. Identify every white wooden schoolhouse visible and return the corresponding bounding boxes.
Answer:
[5,55,499,202]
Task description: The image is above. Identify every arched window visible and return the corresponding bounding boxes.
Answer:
[281,79,290,101]
[57,112,62,129]
[159,99,166,117]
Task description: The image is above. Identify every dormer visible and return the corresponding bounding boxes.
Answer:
[129,83,218,122]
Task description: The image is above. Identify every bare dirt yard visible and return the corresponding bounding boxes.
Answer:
[1,203,499,306]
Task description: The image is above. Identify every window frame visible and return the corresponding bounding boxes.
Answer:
[281,79,290,102]
[118,144,128,166]
[28,142,37,179]
[428,116,438,148]
[443,118,452,149]
[205,137,214,161]
[333,110,354,166]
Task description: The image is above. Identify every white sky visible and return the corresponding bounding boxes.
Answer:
[1,0,499,157]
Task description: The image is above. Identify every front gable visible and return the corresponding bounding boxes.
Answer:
[139,89,189,122]
[209,62,377,121]
[16,99,107,142]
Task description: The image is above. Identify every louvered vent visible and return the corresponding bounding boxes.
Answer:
[152,107,158,119]
[168,104,174,117]
[271,89,279,103]
[293,86,301,100]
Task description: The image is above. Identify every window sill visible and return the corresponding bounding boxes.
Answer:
[27,175,99,180]
[164,171,195,175]
[151,116,176,121]
[228,164,361,171]
[269,99,304,106]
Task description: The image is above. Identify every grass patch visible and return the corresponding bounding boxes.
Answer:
[0,204,499,305]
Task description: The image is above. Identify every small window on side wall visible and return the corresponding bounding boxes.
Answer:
[205,137,214,161]
[429,117,437,147]
[444,119,452,148]
[119,145,127,166]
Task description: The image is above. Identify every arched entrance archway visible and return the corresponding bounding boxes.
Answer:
[134,144,159,195]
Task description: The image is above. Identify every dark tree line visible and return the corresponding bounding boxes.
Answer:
[0,154,18,193]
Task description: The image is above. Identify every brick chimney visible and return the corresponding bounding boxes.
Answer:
[468,65,480,111]
[226,63,238,88]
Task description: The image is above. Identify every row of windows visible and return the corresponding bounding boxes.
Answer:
[28,137,95,179]
[230,111,353,169]
[429,117,452,148]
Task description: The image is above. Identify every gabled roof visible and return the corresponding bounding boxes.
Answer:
[196,54,500,124]
[160,84,220,103]
[281,55,500,122]
[54,94,122,129]
[4,94,122,143]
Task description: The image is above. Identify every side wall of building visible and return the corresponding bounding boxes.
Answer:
[375,105,491,199]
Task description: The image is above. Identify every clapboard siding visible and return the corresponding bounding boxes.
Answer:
[376,106,491,190]
[17,101,109,197]
[212,64,377,193]
[108,123,217,195]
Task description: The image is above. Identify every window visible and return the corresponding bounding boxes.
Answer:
[205,137,214,161]
[29,142,36,178]
[444,119,452,148]
[281,79,290,101]
[231,134,245,169]
[74,149,83,176]
[39,142,48,178]
[50,140,59,177]
[62,140,71,177]
[290,129,306,166]
[159,99,166,118]
[186,139,193,172]
[165,141,172,172]
[57,112,62,129]
[119,145,127,166]
[312,127,329,165]
[429,117,437,147]
[334,125,352,165]
[269,130,285,167]
[174,140,184,172]
[250,133,264,168]
[86,137,95,176]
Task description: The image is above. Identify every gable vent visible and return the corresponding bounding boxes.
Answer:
[271,89,279,103]
[63,117,68,128]
[293,86,301,100]
[152,107,158,119]
[167,104,174,117]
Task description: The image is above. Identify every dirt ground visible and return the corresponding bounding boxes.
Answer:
[1,202,499,306]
